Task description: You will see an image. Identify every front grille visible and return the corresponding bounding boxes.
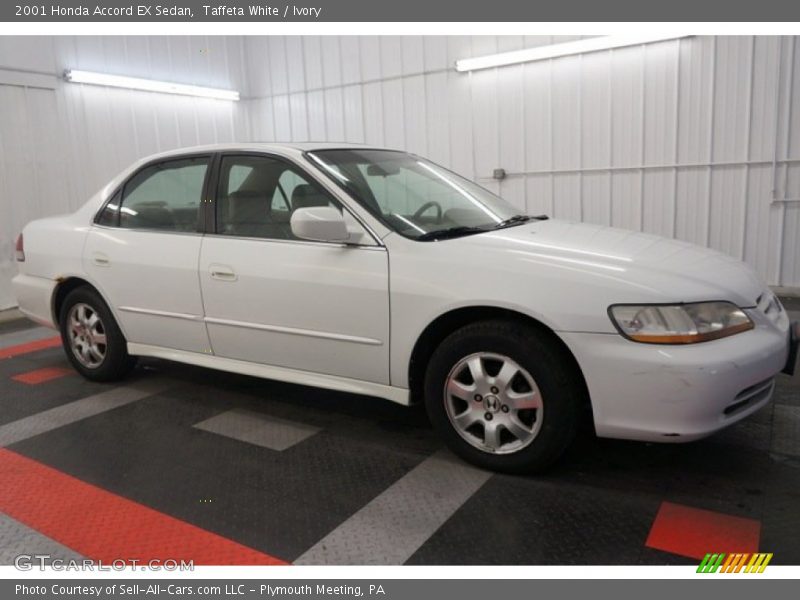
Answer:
[724,378,774,416]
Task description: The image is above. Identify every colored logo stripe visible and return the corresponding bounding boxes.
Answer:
[0,449,286,565]
[0,336,61,359]
[747,553,773,573]
[697,553,725,573]
[697,552,773,573]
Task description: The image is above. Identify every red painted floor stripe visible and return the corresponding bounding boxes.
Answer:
[12,366,74,385]
[0,449,287,565]
[645,501,760,560]
[0,336,61,359]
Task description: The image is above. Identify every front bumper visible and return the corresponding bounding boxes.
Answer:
[560,314,792,443]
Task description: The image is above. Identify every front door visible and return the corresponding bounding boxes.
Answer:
[198,153,390,384]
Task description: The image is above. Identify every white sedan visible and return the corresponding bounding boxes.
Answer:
[12,143,799,472]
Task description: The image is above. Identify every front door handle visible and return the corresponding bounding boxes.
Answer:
[209,264,237,282]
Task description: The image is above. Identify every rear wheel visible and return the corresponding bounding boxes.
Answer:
[59,286,136,382]
[424,320,583,473]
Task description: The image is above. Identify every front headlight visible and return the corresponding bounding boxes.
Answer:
[608,301,753,344]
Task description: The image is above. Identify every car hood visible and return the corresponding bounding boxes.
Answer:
[461,219,765,308]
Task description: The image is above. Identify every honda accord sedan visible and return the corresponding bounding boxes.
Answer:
[12,143,799,472]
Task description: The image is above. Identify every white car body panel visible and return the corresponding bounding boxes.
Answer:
[84,228,209,352]
[198,236,391,383]
[385,219,767,385]
[11,143,794,444]
[127,342,408,405]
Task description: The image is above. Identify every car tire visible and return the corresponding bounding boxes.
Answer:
[59,286,137,382]
[424,319,583,473]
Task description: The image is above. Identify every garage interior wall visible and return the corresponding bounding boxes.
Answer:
[1,35,799,311]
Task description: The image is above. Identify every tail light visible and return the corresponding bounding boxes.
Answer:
[15,233,25,262]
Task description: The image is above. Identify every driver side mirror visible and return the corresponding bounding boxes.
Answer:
[290,206,350,243]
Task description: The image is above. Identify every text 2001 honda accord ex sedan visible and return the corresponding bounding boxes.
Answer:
[13,143,799,472]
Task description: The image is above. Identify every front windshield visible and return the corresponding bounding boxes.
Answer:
[307,149,523,240]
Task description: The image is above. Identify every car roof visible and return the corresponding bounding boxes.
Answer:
[137,141,401,162]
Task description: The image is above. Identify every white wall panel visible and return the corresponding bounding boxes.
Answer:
[289,92,309,142]
[320,37,342,88]
[552,56,581,173]
[642,170,675,238]
[323,87,346,141]
[643,42,679,166]
[675,168,711,246]
[423,37,448,72]
[340,37,361,85]
[306,89,326,140]
[472,68,499,180]
[497,64,525,186]
[554,174,581,220]
[611,172,642,231]
[744,165,782,284]
[342,85,365,142]
[581,52,611,170]
[271,94,292,140]
[382,79,406,149]
[359,37,381,82]
[522,60,552,173]
[268,37,289,95]
[712,37,753,164]
[677,37,715,165]
[380,37,404,79]
[582,172,612,227]
[402,36,425,76]
[424,72,449,165]
[286,37,306,93]
[750,38,781,162]
[526,175,553,217]
[302,37,324,90]
[403,75,427,156]
[361,81,384,146]
[447,71,474,179]
[709,166,747,258]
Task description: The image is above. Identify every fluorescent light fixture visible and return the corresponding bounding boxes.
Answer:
[455,35,689,72]
[64,69,239,101]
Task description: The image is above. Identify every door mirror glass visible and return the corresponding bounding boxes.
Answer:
[290,206,350,243]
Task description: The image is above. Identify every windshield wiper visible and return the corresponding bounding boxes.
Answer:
[493,214,548,229]
[417,226,488,241]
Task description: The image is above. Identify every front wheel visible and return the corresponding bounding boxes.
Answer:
[424,320,584,473]
[59,286,136,382]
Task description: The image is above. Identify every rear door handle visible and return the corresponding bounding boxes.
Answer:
[209,264,237,282]
[92,252,110,267]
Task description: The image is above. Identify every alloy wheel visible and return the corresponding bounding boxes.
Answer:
[67,302,107,369]
[443,352,543,454]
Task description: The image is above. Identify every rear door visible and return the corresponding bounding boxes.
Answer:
[84,155,212,353]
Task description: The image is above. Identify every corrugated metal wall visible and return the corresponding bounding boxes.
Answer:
[244,35,800,289]
[0,36,248,309]
[0,35,798,310]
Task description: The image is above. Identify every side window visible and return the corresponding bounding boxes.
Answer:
[95,190,122,227]
[217,155,337,240]
[118,157,209,232]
